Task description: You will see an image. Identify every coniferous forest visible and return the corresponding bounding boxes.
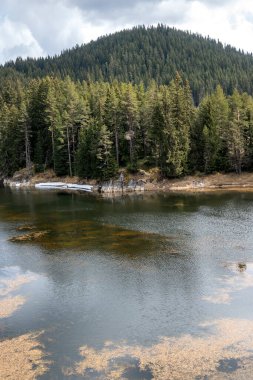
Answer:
[1,75,253,180]
[1,25,253,180]
[3,25,253,104]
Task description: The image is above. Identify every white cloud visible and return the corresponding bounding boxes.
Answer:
[173,0,253,53]
[0,17,44,62]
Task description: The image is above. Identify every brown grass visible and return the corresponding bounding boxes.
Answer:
[0,273,36,297]
[65,318,253,379]
[144,172,253,192]
[0,296,26,318]
[0,271,37,318]
[0,271,50,378]
[0,332,50,380]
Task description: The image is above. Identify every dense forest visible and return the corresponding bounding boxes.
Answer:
[2,25,253,104]
[1,74,253,180]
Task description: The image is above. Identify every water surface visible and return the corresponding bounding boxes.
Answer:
[1,188,253,379]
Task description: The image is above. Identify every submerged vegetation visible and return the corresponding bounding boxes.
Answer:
[9,230,49,242]
[1,189,253,378]
[65,319,253,379]
[7,217,172,255]
[0,332,50,380]
[0,269,50,378]
[0,296,26,319]
[0,270,36,318]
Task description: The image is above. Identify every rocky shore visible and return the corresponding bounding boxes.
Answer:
[3,168,145,194]
[4,168,253,194]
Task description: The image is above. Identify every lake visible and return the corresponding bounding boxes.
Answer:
[1,188,253,379]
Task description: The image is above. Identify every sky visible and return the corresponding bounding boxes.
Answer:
[0,0,253,64]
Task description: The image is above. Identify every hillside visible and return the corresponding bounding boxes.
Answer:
[1,25,253,182]
[2,25,253,103]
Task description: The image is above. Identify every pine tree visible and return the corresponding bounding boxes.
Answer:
[96,124,117,180]
[18,100,32,173]
[104,87,120,166]
[150,89,167,171]
[120,84,139,171]
[227,90,247,173]
[165,74,191,177]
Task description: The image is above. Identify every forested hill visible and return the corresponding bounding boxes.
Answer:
[2,25,253,103]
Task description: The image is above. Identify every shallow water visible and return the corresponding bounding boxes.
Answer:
[1,188,253,379]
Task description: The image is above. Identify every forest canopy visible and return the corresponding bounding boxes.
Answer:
[1,25,253,104]
[0,74,253,180]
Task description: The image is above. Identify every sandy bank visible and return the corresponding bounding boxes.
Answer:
[145,172,253,192]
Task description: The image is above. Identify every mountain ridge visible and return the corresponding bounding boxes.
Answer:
[1,24,253,102]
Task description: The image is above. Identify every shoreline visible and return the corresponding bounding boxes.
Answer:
[4,171,253,194]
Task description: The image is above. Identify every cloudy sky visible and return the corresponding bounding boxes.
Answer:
[0,0,252,64]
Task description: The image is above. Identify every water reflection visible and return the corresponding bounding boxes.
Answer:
[0,189,253,378]
[0,266,37,318]
[65,318,253,379]
[203,262,253,305]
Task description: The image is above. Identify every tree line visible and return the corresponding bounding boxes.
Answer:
[0,75,253,180]
[2,25,253,104]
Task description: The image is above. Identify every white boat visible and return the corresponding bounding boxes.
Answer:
[66,184,93,191]
[35,182,66,188]
[35,182,93,192]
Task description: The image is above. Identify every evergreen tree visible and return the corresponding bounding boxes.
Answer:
[96,124,117,180]
[1,74,253,180]
[165,74,191,177]
[4,25,253,104]
[104,87,120,166]
[120,84,139,171]
[227,90,247,173]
